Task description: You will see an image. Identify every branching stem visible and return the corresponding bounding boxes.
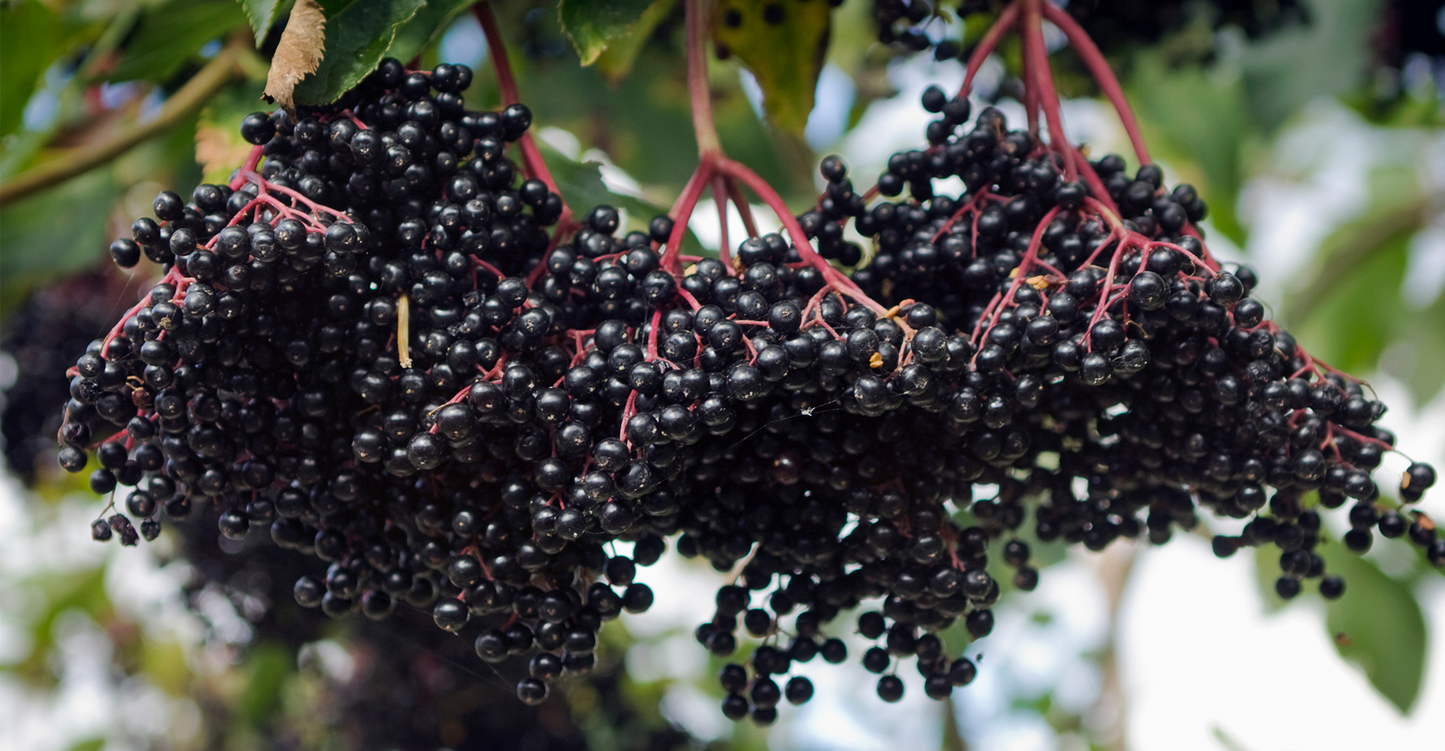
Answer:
[718,157,887,316]
[1022,0,1077,180]
[1039,1,1151,166]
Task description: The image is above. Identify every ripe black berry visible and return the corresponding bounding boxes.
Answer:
[876,675,904,702]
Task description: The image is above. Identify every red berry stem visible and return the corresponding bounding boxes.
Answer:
[970,204,1064,348]
[717,157,893,320]
[725,179,761,238]
[230,146,264,191]
[1039,1,1152,167]
[473,2,572,229]
[958,4,1021,99]
[472,257,506,280]
[687,0,724,157]
[239,169,354,222]
[713,173,733,268]
[664,157,717,273]
[1020,16,1041,138]
[1068,145,1121,216]
[1022,0,1078,181]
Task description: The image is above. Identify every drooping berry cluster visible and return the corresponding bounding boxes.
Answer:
[53,55,1439,723]
[57,61,628,699]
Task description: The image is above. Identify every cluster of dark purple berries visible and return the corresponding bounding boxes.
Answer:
[0,281,689,749]
[51,56,1439,723]
[810,85,1442,623]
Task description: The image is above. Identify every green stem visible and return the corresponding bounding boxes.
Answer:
[1285,195,1429,325]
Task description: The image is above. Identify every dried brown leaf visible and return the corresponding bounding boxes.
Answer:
[263,0,327,115]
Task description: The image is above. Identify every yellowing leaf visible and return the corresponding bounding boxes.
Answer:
[263,0,327,115]
[713,0,832,135]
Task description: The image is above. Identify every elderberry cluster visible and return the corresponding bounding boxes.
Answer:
[796,86,1444,678]
[677,91,1435,716]
[54,60,619,703]
[52,55,1440,724]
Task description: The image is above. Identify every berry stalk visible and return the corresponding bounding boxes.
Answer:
[688,0,724,157]
[958,4,1020,100]
[1022,0,1078,181]
[1039,1,1151,166]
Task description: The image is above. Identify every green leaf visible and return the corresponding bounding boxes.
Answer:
[1236,0,1382,133]
[1397,287,1445,404]
[0,170,118,315]
[385,0,476,67]
[536,141,666,223]
[1284,167,1423,375]
[0,0,61,137]
[534,139,714,257]
[593,0,677,83]
[472,11,796,192]
[238,0,289,44]
[140,639,191,696]
[1253,543,1290,613]
[290,0,434,106]
[1127,51,1257,244]
[712,0,833,135]
[240,642,293,723]
[63,739,105,751]
[960,10,1000,48]
[1341,75,1445,129]
[4,568,110,685]
[1292,233,1409,375]
[107,0,248,84]
[315,0,361,12]
[1211,726,1254,751]
[559,0,658,66]
[1321,543,1428,714]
